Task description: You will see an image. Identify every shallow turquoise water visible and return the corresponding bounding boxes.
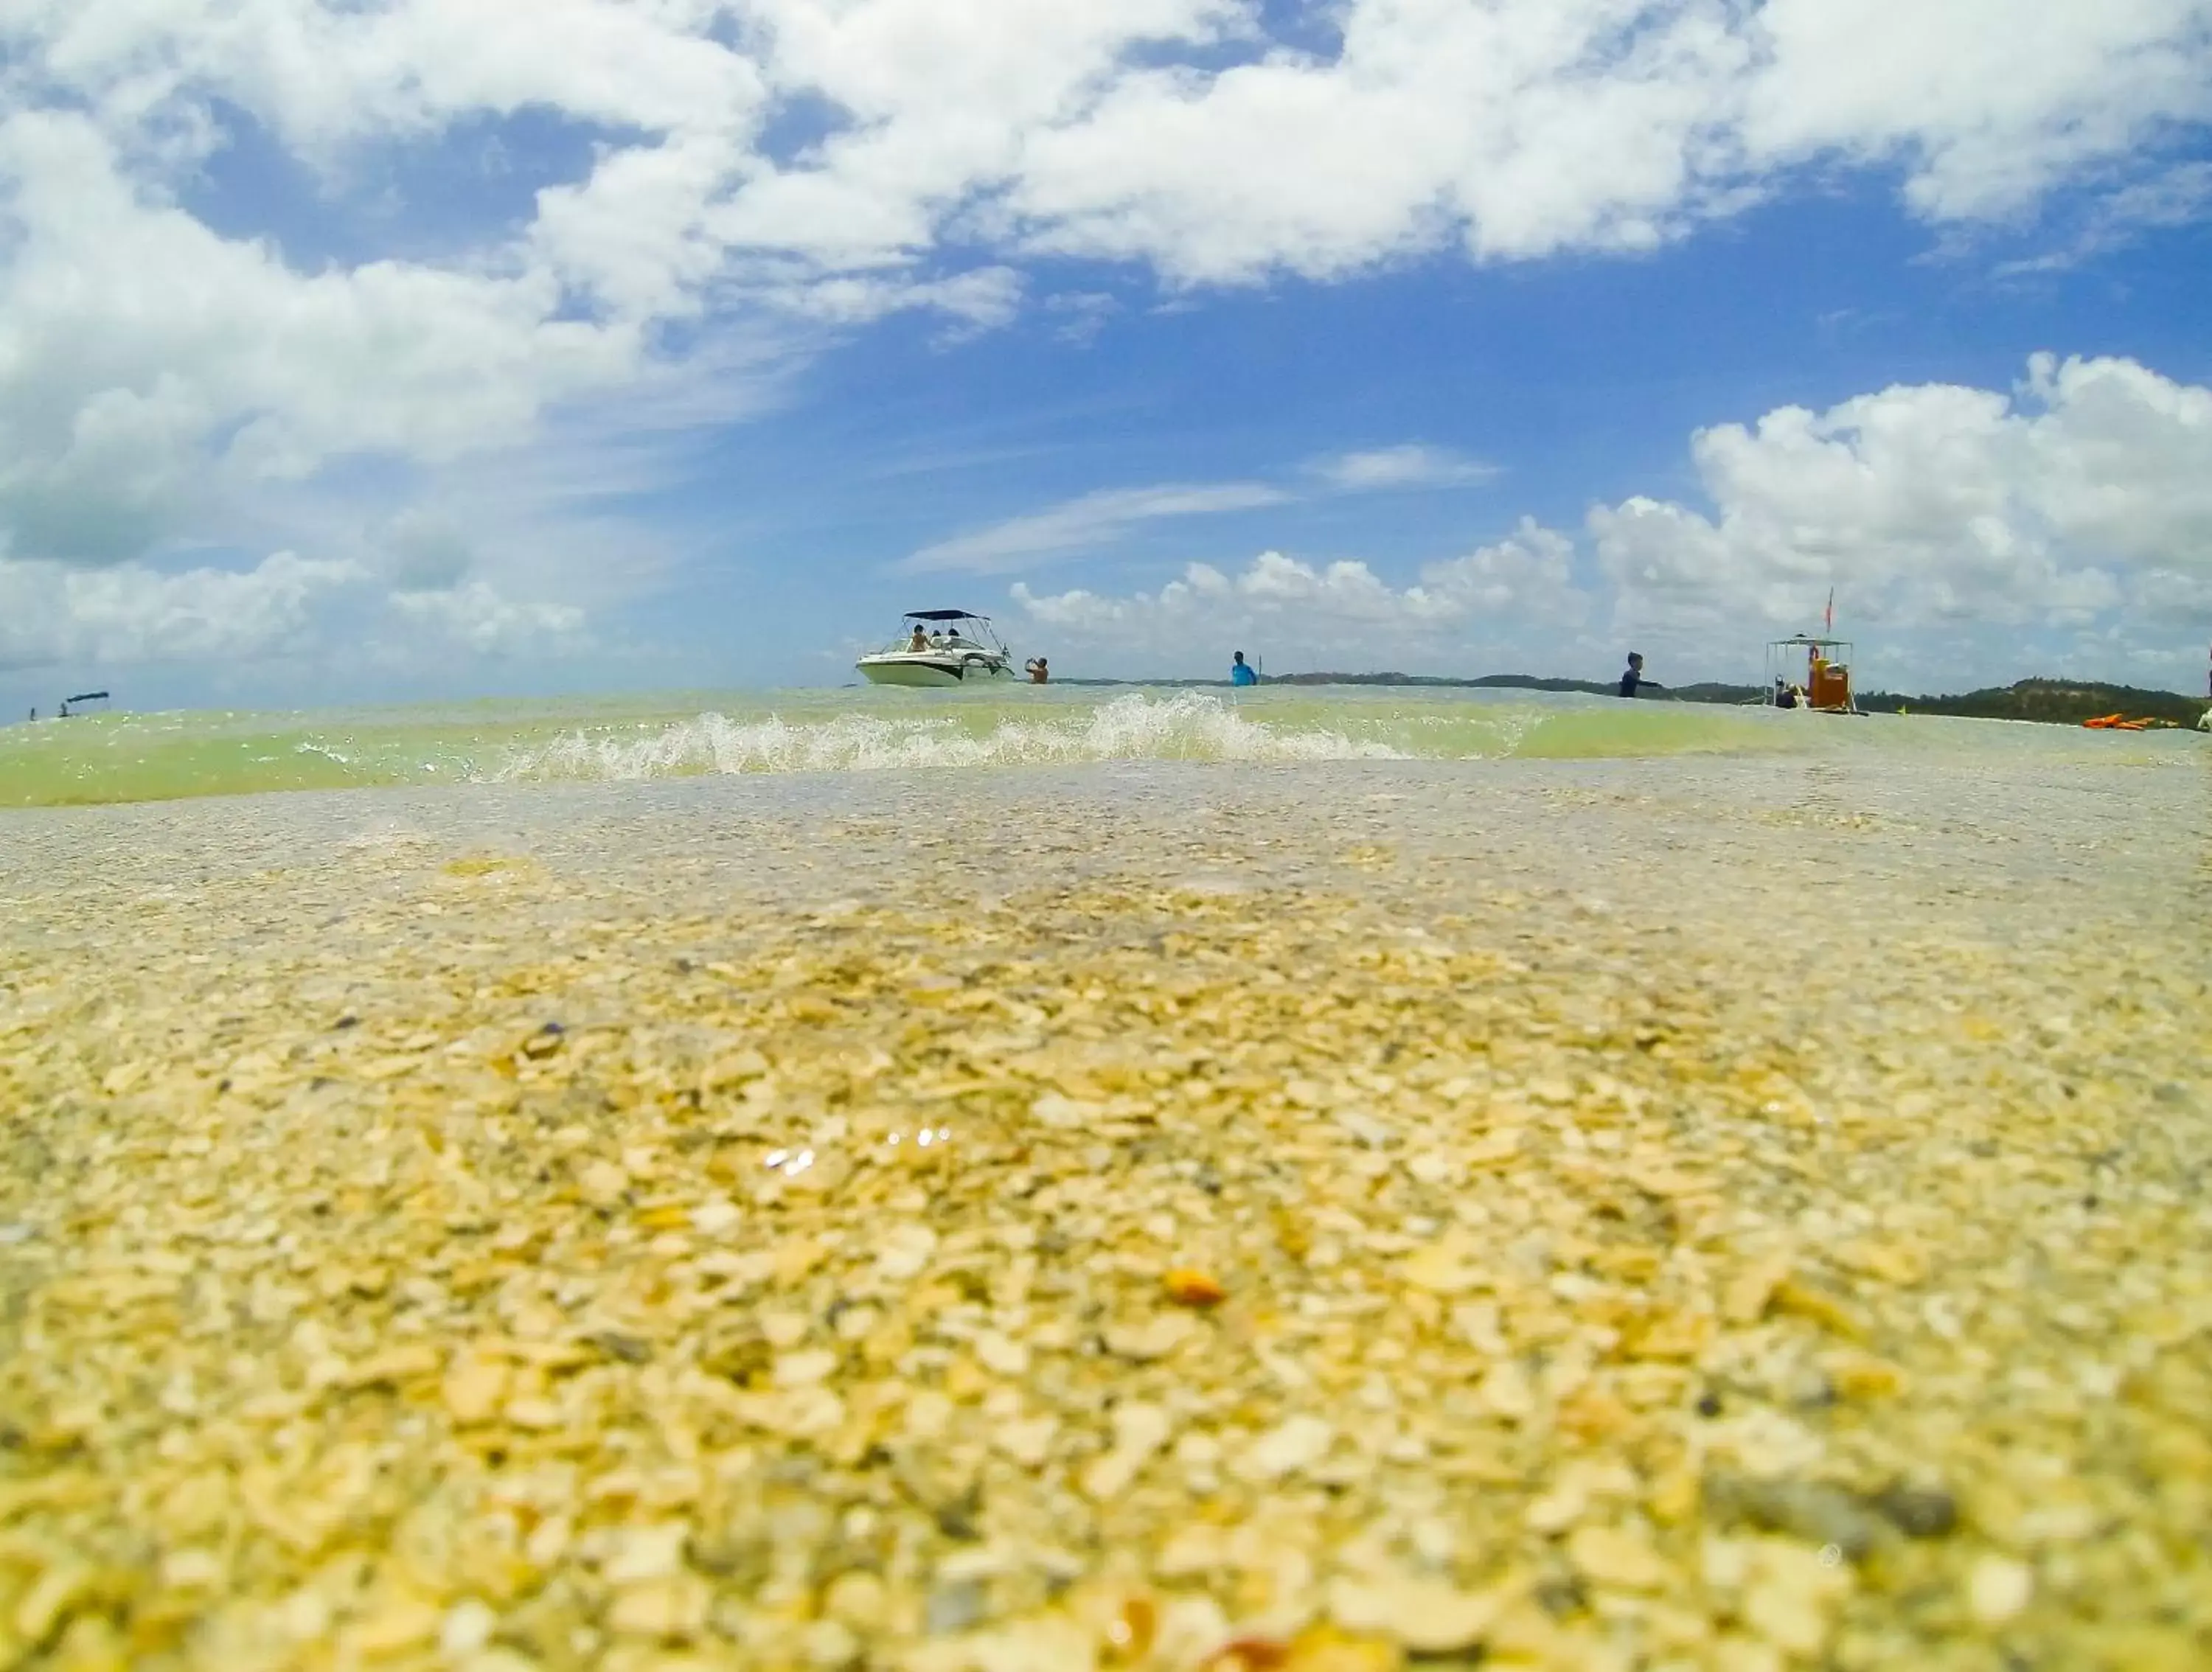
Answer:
[0,685,2199,807]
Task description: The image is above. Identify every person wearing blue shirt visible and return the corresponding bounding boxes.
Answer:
[1231,651,1259,686]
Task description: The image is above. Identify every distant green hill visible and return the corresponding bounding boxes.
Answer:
[1265,671,1621,694]
[1848,677,2205,726]
[1064,670,2205,727]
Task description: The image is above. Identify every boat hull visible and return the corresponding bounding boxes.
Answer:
[856,654,1013,687]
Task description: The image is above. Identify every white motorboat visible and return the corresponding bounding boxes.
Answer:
[856,610,1018,686]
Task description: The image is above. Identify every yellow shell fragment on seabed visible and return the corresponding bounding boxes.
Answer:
[0,756,2208,1670]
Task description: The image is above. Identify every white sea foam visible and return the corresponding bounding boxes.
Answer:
[484,692,1413,783]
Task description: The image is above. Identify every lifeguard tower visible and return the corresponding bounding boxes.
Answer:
[1759,635,1860,714]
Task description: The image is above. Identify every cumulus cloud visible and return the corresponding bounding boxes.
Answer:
[0,110,639,561]
[1010,519,1587,671]
[0,551,594,676]
[5,1,2205,535]
[1739,1,2212,224]
[387,582,588,658]
[0,551,364,674]
[1009,356,2212,682]
[1,1,2210,680]
[1596,353,2212,643]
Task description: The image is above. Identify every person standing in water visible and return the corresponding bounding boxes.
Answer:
[1618,652,1646,698]
[1231,651,1259,687]
[1025,656,1049,684]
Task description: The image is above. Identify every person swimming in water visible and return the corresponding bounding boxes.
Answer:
[1231,651,1258,686]
[1026,656,1049,684]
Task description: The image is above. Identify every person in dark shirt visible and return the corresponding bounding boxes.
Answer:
[1618,652,1645,698]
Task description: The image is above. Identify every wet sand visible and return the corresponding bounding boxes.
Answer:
[1,756,2208,1671]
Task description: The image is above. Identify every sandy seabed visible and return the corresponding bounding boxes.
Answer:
[1,756,2208,1672]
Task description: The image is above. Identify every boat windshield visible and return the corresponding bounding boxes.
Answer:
[887,615,1004,655]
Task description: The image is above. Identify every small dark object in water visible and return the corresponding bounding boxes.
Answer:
[1695,1388,1724,1418]
[1792,1371,1837,1409]
[590,1330,653,1364]
[1533,1573,1586,1617]
[1873,1482,1958,1539]
[335,1015,359,1029]
[925,1578,987,1635]
[1705,1469,1885,1560]
[932,1482,984,1541]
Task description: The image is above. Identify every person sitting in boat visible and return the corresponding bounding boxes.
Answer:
[908,625,929,652]
[1026,657,1049,684]
[1231,651,1258,687]
[1618,652,1645,697]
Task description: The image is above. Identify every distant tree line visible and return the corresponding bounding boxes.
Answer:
[1068,671,2203,726]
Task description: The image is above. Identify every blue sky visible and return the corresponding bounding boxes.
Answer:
[4,1,2211,713]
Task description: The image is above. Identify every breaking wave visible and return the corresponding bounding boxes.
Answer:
[486,692,1413,781]
[21,685,2176,809]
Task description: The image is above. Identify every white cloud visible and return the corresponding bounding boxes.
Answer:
[1741,0,2212,223]
[903,481,1290,574]
[1004,0,2212,281]
[1409,519,1587,624]
[1010,518,1588,671]
[1310,445,1496,491]
[905,445,1499,576]
[0,551,363,673]
[1043,290,1121,345]
[1595,353,2212,646]
[0,109,636,564]
[2,0,2211,683]
[0,549,595,677]
[1995,161,2212,274]
[774,265,1027,332]
[387,582,588,658]
[1008,356,2212,684]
